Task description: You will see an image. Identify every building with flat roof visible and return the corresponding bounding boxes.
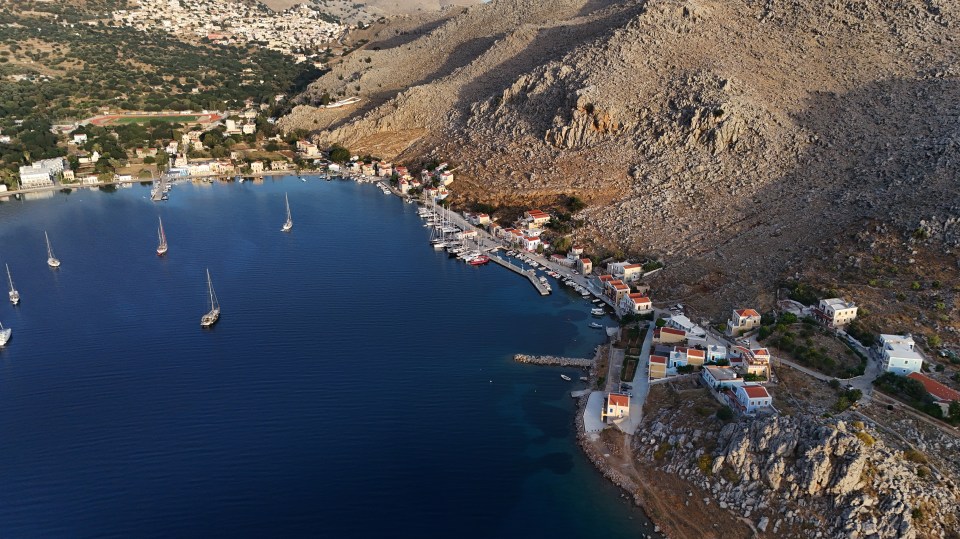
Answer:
[702,365,743,389]
[815,298,858,327]
[878,334,923,375]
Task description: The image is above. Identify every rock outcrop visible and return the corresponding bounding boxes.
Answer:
[637,409,960,538]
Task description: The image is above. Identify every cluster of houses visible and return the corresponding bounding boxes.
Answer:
[492,209,553,253]
[114,0,348,58]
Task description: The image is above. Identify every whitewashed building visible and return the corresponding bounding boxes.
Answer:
[878,334,924,375]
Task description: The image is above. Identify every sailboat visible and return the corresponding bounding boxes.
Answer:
[0,321,10,346]
[200,269,220,328]
[156,217,168,256]
[45,231,60,268]
[281,193,293,232]
[6,264,19,305]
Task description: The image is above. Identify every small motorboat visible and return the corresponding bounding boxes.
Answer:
[579,376,589,382]
[560,374,572,381]
[591,308,605,316]
[589,322,603,329]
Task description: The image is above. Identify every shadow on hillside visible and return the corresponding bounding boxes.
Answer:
[364,17,449,50]
[452,1,646,126]
[699,76,960,294]
[321,35,501,133]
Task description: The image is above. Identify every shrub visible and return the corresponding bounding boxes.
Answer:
[654,442,672,460]
[903,449,928,464]
[829,379,841,390]
[716,406,733,421]
[855,431,875,446]
[697,454,713,475]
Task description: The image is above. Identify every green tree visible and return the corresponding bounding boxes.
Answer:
[328,145,350,163]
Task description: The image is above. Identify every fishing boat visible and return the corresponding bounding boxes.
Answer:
[469,254,490,266]
[200,269,220,328]
[6,264,19,305]
[45,231,60,268]
[589,322,603,329]
[0,321,10,346]
[591,308,605,316]
[156,217,168,256]
[560,374,572,381]
[281,193,293,232]
[300,176,306,182]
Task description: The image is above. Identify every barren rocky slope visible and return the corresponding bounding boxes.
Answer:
[282,0,960,315]
[639,405,960,538]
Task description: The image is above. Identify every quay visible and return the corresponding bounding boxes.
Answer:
[151,175,168,201]
[489,255,551,295]
[513,354,593,367]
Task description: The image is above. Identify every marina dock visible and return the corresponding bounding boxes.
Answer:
[489,255,551,295]
[151,176,169,202]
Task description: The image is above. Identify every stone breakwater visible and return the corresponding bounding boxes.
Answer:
[513,354,593,367]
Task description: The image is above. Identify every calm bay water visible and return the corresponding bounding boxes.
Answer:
[0,179,655,538]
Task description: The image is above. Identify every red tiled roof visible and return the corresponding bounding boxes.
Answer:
[736,309,761,318]
[907,373,960,402]
[612,283,629,291]
[599,275,614,282]
[658,327,686,336]
[608,393,630,407]
[623,263,644,269]
[628,294,650,303]
[741,386,770,399]
[650,355,667,364]
[580,258,591,263]
[686,349,705,359]
[752,348,770,356]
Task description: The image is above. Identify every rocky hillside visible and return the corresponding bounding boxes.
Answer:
[639,408,960,538]
[281,0,960,316]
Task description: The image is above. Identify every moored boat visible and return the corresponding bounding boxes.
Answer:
[560,374,572,381]
[591,308,605,316]
[589,322,603,329]
[0,321,10,346]
[469,255,490,266]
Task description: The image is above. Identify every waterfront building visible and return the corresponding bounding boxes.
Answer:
[602,393,630,422]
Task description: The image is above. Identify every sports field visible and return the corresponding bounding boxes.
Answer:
[86,112,223,126]
[112,115,202,125]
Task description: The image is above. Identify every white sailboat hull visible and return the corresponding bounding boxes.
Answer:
[9,291,19,305]
[47,257,60,268]
[0,327,10,346]
[201,308,220,327]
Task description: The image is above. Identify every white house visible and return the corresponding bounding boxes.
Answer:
[18,158,65,189]
[521,236,541,252]
[72,133,88,144]
[878,334,924,375]
[706,344,727,363]
[620,293,652,315]
[702,365,744,390]
[815,298,858,327]
[735,385,773,414]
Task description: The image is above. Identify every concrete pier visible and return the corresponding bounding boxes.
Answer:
[489,255,551,295]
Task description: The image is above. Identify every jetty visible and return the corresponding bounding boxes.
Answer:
[151,175,168,202]
[513,354,593,367]
[489,255,551,295]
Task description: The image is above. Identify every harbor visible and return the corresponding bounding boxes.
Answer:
[0,177,656,538]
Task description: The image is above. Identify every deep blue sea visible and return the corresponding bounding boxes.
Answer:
[0,178,655,538]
